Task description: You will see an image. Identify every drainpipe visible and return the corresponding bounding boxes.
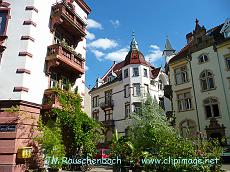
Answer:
[185,55,201,134]
[214,45,230,124]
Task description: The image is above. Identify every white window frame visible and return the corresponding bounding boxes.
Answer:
[124,84,130,98]
[204,98,220,118]
[133,83,141,97]
[200,70,215,91]
[174,66,189,85]
[133,67,139,77]
[177,92,192,112]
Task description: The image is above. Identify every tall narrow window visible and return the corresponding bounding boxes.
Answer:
[174,66,188,85]
[124,69,128,78]
[50,72,58,88]
[200,70,215,91]
[0,9,10,36]
[105,90,112,105]
[177,92,192,111]
[92,96,99,108]
[105,109,113,121]
[133,102,141,113]
[125,104,130,118]
[226,57,230,70]
[133,83,141,96]
[92,111,99,121]
[144,68,148,77]
[124,84,130,98]
[204,98,220,118]
[144,84,149,96]
[159,97,165,110]
[158,79,163,90]
[133,67,139,77]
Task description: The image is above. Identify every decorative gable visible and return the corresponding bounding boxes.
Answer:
[220,18,230,38]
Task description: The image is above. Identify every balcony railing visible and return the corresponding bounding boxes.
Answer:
[46,43,84,75]
[50,1,86,39]
[42,89,61,110]
[100,100,114,110]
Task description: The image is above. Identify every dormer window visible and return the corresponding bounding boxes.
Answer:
[199,54,208,63]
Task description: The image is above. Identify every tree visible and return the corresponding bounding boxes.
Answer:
[111,95,222,172]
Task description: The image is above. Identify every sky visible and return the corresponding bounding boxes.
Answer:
[83,0,230,88]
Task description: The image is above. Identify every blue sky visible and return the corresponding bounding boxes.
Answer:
[84,0,230,88]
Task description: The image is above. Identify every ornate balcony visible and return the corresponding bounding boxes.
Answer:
[50,1,86,43]
[42,89,61,110]
[100,100,114,110]
[45,43,85,76]
[102,120,115,128]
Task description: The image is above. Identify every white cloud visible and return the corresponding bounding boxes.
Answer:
[87,19,103,29]
[91,50,105,61]
[145,45,163,63]
[85,65,89,71]
[88,38,118,50]
[104,47,129,62]
[110,20,120,28]
[86,31,95,40]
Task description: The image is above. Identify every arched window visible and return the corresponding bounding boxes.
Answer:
[204,97,220,118]
[180,119,196,138]
[200,70,215,91]
[199,54,208,63]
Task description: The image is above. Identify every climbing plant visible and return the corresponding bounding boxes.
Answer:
[37,88,102,169]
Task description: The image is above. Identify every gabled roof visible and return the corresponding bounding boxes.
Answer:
[169,20,226,64]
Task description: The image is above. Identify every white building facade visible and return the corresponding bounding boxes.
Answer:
[0,0,91,171]
[167,19,230,144]
[90,34,171,144]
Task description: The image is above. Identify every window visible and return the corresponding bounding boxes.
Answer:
[133,83,141,96]
[92,96,99,108]
[125,104,130,118]
[200,70,215,91]
[144,68,148,77]
[0,9,10,35]
[133,67,139,77]
[199,54,208,63]
[105,90,112,104]
[174,66,188,85]
[92,111,99,121]
[204,98,220,118]
[0,53,2,64]
[177,92,192,111]
[224,31,230,38]
[197,37,202,43]
[144,84,149,96]
[50,72,58,88]
[180,120,196,138]
[158,79,163,90]
[124,69,128,78]
[159,97,165,110]
[61,76,69,90]
[0,125,16,132]
[226,57,230,69]
[105,109,113,121]
[133,102,141,113]
[124,84,130,98]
